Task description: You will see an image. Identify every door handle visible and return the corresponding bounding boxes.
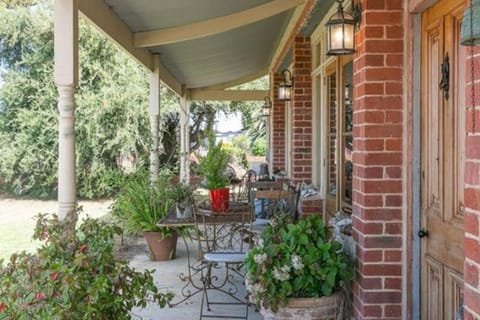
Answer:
[439,52,449,100]
[418,228,429,238]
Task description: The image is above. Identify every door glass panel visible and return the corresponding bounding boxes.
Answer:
[327,73,337,196]
[343,61,353,205]
[343,135,353,204]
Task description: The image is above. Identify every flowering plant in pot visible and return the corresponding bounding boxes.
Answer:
[245,214,353,319]
[0,214,173,319]
[112,169,182,261]
[198,134,232,212]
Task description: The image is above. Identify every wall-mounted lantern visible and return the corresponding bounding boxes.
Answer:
[277,69,293,101]
[262,96,272,117]
[326,0,362,56]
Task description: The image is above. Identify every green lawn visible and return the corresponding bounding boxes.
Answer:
[0,198,111,263]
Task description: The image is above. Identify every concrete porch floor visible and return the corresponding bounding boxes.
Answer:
[120,235,263,320]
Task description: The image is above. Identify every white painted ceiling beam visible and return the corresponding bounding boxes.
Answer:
[189,89,269,101]
[78,0,183,95]
[134,0,306,47]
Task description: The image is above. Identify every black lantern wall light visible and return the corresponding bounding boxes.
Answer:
[262,96,272,117]
[277,69,293,101]
[326,0,362,56]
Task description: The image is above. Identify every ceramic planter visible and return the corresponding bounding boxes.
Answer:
[260,291,343,320]
[176,202,193,219]
[143,231,178,261]
[209,187,230,212]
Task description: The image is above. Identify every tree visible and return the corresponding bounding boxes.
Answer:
[228,76,269,145]
[0,1,268,198]
[0,2,158,198]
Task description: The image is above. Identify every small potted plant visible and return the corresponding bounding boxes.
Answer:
[172,182,194,219]
[198,134,232,212]
[245,214,353,319]
[112,170,178,261]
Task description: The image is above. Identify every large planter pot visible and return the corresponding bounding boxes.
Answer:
[209,187,230,212]
[143,231,178,261]
[260,291,343,320]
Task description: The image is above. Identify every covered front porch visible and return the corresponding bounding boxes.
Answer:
[52,0,480,319]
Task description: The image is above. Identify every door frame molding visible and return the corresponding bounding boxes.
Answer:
[412,13,422,320]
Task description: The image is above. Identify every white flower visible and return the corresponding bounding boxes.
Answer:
[291,254,304,270]
[253,253,267,264]
[273,265,290,281]
[269,219,278,228]
[254,237,264,248]
[245,276,265,304]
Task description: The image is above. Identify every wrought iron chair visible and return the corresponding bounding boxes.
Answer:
[192,202,254,320]
[250,184,301,236]
[230,169,257,203]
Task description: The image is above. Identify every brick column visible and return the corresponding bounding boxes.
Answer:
[351,0,404,319]
[464,47,480,320]
[271,71,286,173]
[291,36,313,184]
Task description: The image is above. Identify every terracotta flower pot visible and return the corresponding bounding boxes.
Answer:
[260,291,343,320]
[143,231,178,261]
[209,188,230,212]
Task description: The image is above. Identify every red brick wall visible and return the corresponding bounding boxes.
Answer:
[291,36,313,184]
[464,48,480,320]
[271,71,286,173]
[351,0,405,319]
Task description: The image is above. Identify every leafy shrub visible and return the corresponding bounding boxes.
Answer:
[222,142,248,170]
[111,169,177,237]
[0,214,173,319]
[251,137,266,156]
[245,214,352,312]
[198,135,232,190]
[231,134,249,151]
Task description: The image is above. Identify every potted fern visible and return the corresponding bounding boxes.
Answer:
[112,170,178,261]
[198,134,232,212]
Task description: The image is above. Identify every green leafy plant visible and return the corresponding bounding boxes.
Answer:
[198,134,232,190]
[245,214,352,312]
[252,137,267,156]
[111,169,176,237]
[171,182,194,203]
[0,214,173,319]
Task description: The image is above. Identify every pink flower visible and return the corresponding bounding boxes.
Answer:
[50,272,58,281]
[34,292,46,301]
[0,302,6,313]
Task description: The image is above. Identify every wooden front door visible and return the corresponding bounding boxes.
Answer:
[421,0,466,319]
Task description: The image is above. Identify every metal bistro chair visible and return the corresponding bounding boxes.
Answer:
[250,185,300,236]
[230,169,257,203]
[192,202,254,320]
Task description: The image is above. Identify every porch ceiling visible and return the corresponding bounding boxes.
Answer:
[81,0,305,95]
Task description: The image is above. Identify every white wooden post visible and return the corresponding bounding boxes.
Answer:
[149,55,161,184]
[179,96,191,184]
[54,0,78,224]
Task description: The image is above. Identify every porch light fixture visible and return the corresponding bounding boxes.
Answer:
[277,69,293,101]
[460,0,480,46]
[326,0,362,56]
[262,96,272,117]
